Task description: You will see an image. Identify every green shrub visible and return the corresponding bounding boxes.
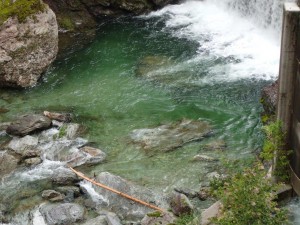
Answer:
[212,165,288,225]
[0,0,45,25]
[175,213,197,225]
[260,121,291,182]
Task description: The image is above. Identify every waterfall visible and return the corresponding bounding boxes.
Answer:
[213,0,296,32]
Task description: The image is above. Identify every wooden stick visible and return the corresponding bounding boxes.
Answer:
[68,166,164,212]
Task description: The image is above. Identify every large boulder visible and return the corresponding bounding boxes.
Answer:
[6,115,52,136]
[130,119,212,152]
[92,172,165,221]
[39,203,85,225]
[0,5,58,88]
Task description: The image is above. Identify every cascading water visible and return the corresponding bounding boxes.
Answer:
[218,0,295,32]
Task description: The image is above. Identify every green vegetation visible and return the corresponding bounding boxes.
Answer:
[211,165,287,225]
[260,120,291,182]
[0,0,45,25]
[57,16,75,31]
[209,121,291,224]
[175,214,197,225]
[58,125,67,138]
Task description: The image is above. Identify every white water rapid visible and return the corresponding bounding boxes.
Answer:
[143,0,294,84]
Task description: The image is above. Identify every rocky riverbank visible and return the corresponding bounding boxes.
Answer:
[0,110,222,225]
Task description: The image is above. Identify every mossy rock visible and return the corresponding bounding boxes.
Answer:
[0,0,45,25]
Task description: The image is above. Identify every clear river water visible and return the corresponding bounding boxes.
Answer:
[1,0,300,223]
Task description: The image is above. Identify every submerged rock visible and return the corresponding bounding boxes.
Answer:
[0,5,58,88]
[6,115,52,136]
[192,154,218,162]
[129,119,212,152]
[202,139,226,151]
[135,55,172,77]
[92,172,165,221]
[40,203,85,225]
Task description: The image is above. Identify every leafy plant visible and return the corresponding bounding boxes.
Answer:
[175,213,197,225]
[212,165,288,225]
[260,121,291,182]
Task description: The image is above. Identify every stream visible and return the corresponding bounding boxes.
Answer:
[1,0,299,224]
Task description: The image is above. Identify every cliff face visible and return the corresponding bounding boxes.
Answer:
[0,5,58,88]
[44,0,178,33]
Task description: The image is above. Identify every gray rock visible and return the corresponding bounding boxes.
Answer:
[105,212,122,225]
[0,150,19,178]
[42,190,65,202]
[56,186,80,198]
[24,157,42,166]
[93,172,165,221]
[0,5,58,88]
[38,128,60,143]
[81,215,107,225]
[8,135,39,155]
[6,115,52,136]
[64,123,83,139]
[141,211,176,225]
[40,203,85,225]
[130,119,212,152]
[201,201,222,225]
[51,168,81,185]
[169,193,194,216]
[42,140,106,168]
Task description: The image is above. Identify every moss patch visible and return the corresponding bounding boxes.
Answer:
[57,16,75,31]
[0,0,45,25]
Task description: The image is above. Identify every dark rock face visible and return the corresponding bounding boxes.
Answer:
[261,80,278,116]
[169,193,194,216]
[6,115,52,136]
[43,0,179,51]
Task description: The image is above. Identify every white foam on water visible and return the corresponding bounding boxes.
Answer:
[143,0,282,84]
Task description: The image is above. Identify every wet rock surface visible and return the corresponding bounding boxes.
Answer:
[40,203,85,225]
[130,119,212,152]
[93,172,164,221]
[6,115,52,136]
[169,193,194,216]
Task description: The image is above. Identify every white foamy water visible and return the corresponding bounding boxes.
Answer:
[144,0,281,84]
